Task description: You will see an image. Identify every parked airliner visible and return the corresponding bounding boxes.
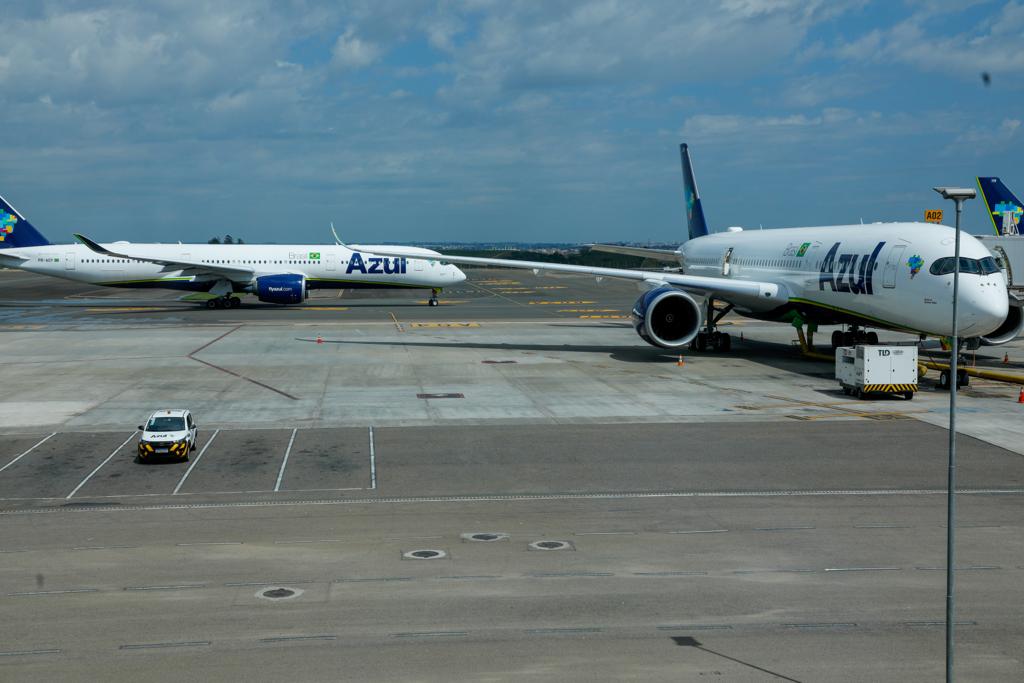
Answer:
[373,144,1017,383]
[0,198,465,307]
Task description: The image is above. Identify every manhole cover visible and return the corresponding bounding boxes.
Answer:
[461,532,509,542]
[402,549,448,560]
[257,586,303,601]
[528,540,574,551]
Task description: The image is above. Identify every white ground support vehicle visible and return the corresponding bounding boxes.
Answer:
[137,409,198,462]
[836,345,918,400]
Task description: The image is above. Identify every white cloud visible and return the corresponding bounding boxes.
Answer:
[331,27,383,70]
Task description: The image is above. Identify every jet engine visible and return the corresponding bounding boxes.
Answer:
[631,286,702,349]
[255,274,308,304]
[980,302,1024,346]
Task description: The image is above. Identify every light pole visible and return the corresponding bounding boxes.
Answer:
[932,185,976,683]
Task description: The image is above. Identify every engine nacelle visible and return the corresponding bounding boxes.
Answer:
[980,303,1024,346]
[255,274,308,304]
[631,286,703,349]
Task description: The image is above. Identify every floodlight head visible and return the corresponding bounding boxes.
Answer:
[933,186,976,201]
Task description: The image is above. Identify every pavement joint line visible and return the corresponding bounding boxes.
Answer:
[7,589,99,596]
[754,526,816,531]
[633,571,708,576]
[853,524,911,528]
[189,356,298,401]
[525,627,603,634]
[392,631,467,638]
[176,541,242,546]
[914,565,1002,571]
[335,577,413,583]
[72,545,138,551]
[65,431,137,499]
[784,622,858,629]
[823,567,902,572]
[273,539,343,544]
[3,486,1024,515]
[123,584,207,591]
[574,531,636,535]
[667,529,729,534]
[735,569,817,574]
[389,312,403,333]
[259,635,337,643]
[274,428,298,492]
[0,432,57,475]
[528,572,614,578]
[656,625,732,631]
[119,641,211,650]
[224,580,315,587]
[0,649,62,657]
[172,430,219,494]
[438,575,501,580]
[369,426,377,489]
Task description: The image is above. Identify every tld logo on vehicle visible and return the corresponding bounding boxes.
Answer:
[819,241,885,295]
[345,252,407,275]
[0,210,16,242]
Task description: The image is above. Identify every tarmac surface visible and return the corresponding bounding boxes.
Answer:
[1,267,1023,681]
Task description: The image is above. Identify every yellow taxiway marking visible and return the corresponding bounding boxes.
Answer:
[409,322,481,328]
[558,309,621,313]
[528,300,596,305]
[579,314,630,319]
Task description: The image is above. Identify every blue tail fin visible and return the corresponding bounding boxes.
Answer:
[0,195,50,248]
[977,177,1022,236]
[680,143,709,240]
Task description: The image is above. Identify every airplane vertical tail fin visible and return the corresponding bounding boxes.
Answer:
[0,195,50,248]
[977,177,1022,236]
[680,143,710,240]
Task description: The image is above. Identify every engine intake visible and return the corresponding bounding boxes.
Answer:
[980,303,1024,346]
[631,286,703,348]
[255,274,308,304]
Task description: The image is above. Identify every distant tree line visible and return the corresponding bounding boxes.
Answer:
[208,235,244,244]
[447,249,648,269]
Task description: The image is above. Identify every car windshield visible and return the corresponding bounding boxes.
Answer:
[146,416,185,431]
[928,256,1001,276]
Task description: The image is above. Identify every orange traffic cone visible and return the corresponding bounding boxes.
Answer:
[1017,387,1023,404]
[316,334,323,344]
[677,355,685,367]
[1004,352,1010,364]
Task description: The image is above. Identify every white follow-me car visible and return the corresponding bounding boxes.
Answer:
[137,409,198,462]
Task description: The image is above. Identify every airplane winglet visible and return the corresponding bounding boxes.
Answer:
[330,222,349,247]
[73,232,115,256]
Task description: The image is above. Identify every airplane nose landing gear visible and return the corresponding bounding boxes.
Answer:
[428,288,440,307]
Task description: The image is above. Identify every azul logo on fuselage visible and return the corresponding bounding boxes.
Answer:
[345,252,407,275]
[819,241,885,295]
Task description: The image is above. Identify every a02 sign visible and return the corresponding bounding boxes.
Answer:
[924,209,944,224]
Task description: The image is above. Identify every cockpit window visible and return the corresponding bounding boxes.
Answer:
[929,256,1000,276]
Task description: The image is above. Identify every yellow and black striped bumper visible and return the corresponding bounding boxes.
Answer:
[862,383,917,393]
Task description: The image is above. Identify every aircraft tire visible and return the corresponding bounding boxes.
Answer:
[694,332,708,352]
[206,299,218,309]
[938,370,951,390]
[957,370,969,388]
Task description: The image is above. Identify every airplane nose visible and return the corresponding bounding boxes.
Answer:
[454,266,467,283]
[960,279,1008,335]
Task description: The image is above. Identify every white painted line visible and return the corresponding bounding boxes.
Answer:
[172,430,219,495]
[66,432,137,499]
[369,426,376,490]
[274,428,298,492]
[0,433,57,475]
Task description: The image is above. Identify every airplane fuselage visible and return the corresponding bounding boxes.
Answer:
[679,222,1007,337]
[5,242,464,294]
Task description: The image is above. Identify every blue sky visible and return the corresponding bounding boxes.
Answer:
[1,1,1022,244]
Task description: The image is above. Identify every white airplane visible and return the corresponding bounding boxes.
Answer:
[0,198,465,308]
[373,144,1017,383]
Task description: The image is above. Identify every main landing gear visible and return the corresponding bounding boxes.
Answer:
[690,299,734,352]
[428,288,441,307]
[205,296,242,309]
[830,326,878,350]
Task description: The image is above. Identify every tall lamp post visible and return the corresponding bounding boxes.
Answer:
[932,185,976,683]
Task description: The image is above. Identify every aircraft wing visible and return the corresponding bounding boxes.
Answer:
[369,249,780,301]
[588,244,681,262]
[74,233,255,279]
